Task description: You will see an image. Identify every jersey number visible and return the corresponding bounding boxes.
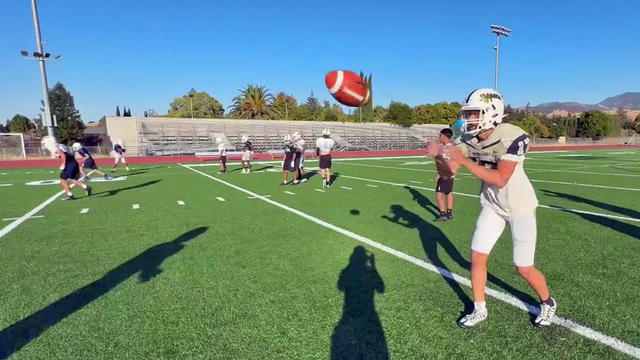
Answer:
[516,137,530,155]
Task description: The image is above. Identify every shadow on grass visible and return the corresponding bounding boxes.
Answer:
[541,189,639,240]
[93,179,162,197]
[331,246,388,360]
[0,227,208,359]
[384,187,541,318]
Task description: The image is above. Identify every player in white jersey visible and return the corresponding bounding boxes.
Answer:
[315,128,335,189]
[291,132,307,184]
[217,138,227,174]
[428,89,556,329]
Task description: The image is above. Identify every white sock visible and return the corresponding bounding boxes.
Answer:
[474,301,486,312]
[67,191,72,196]
[81,184,87,189]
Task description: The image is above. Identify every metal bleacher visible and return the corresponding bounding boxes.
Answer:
[136,118,446,156]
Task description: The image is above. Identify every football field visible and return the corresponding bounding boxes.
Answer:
[0,149,639,359]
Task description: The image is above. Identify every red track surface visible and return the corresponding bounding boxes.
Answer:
[1,146,638,169]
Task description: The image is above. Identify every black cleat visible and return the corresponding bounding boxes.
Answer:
[61,195,75,201]
[85,186,92,196]
[435,214,448,222]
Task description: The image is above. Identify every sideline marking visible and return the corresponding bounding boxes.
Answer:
[179,163,640,359]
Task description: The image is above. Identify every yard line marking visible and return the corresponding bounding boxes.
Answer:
[409,180,422,184]
[216,197,226,202]
[341,162,638,191]
[284,191,296,195]
[80,208,89,214]
[180,163,640,359]
[340,186,353,190]
[186,156,426,168]
[340,174,640,223]
[366,184,379,188]
[529,179,640,192]
[2,215,44,221]
[132,204,140,209]
[0,170,94,240]
[177,200,185,205]
[248,195,271,199]
[525,167,640,178]
[0,184,13,187]
[314,189,325,193]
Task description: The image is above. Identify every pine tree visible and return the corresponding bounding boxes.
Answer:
[48,82,85,143]
[116,106,121,116]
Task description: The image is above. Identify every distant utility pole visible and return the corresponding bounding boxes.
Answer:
[490,24,511,91]
[21,0,61,139]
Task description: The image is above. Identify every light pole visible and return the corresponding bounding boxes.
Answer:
[188,93,194,119]
[490,24,511,91]
[21,0,60,139]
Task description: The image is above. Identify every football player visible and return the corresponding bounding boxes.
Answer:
[432,128,458,221]
[111,141,129,171]
[241,135,252,174]
[72,142,110,181]
[217,138,227,174]
[41,136,92,200]
[315,128,335,189]
[291,132,307,184]
[428,89,556,329]
[282,134,294,184]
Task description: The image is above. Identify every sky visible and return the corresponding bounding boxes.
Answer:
[1,0,638,123]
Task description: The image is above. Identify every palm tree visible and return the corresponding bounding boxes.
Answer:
[228,85,275,119]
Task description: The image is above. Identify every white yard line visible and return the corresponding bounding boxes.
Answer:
[0,170,94,240]
[248,195,271,199]
[339,174,640,223]
[284,191,296,195]
[314,189,325,193]
[340,186,353,190]
[3,215,44,221]
[179,163,640,359]
[341,162,640,191]
[216,197,226,202]
[0,184,13,187]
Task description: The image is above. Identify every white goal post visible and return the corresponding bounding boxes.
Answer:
[0,133,26,160]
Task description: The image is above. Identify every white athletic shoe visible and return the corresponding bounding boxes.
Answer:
[534,298,557,327]
[322,179,327,189]
[458,308,487,329]
[301,178,307,183]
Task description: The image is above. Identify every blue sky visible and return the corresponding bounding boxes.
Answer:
[1,0,638,123]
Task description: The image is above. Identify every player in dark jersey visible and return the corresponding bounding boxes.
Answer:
[72,142,110,181]
[39,137,92,200]
[282,134,294,184]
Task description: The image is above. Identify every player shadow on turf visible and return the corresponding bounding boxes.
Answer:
[383,199,540,319]
[331,246,388,360]
[0,227,208,359]
[406,186,440,219]
[541,190,640,240]
[93,179,162,197]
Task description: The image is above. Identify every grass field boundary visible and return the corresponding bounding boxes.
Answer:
[179,163,640,359]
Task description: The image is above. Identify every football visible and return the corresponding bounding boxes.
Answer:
[325,70,370,107]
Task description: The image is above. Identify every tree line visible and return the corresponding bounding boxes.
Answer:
[4,83,639,144]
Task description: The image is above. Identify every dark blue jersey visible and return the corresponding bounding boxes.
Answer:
[78,147,93,160]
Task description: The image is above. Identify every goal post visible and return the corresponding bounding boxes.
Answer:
[0,133,26,160]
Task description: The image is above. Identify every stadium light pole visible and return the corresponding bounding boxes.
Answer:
[490,24,511,91]
[20,0,60,139]
[188,93,194,119]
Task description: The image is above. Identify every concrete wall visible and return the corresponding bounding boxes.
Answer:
[105,117,140,148]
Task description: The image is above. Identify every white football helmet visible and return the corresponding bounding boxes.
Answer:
[291,132,301,140]
[461,88,505,135]
[241,135,249,142]
[72,142,82,152]
[57,144,70,154]
[322,128,331,136]
[284,134,292,143]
